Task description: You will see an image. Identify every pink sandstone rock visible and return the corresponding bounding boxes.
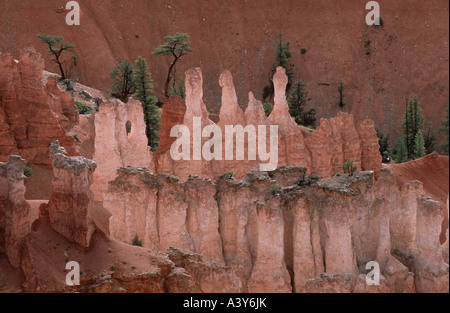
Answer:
[247,199,292,293]
[0,49,78,165]
[47,141,96,247]
[91,98,153,201]
[357,119,382,174]
[0,155,31,268]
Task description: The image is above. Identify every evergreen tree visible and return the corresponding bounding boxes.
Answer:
[169,75,186,99]
[132,57,161,151]
[393,137,408,163]
[288,80,316,127]
[376,128,391,161]
[402,96,425,157]
[111,59,135,102]
[153,33,192,99]
[423,122,437,154]
[263,33,294,101]
[414,130,427,158]
[37,34,75,80]
[439,107,449,155]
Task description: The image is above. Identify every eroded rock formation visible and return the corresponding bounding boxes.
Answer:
[0,155,31,268]
[0,49,78,165]
[91,98,154,202]
[103,165,449,293]
[46,141,97,247]
[156,66,381,181]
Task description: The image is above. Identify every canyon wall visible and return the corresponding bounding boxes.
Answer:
[103,165,449,293]
[2,0,447,142]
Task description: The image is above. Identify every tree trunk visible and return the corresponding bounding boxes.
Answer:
[164,57,179,99]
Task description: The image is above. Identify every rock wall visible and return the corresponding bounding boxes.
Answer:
[0,155,31,268]
[156,66,381,181]
[46,141,96,247]
[103,165,449,293]
[91,98,154,202]
[0,49,78,165]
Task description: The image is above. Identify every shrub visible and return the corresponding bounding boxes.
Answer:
[23,166,34,178]
[342,160,357,176]
[222,171,234,179]
[263,102,274,117]
[301,48,307,55]
[335,173,341,177]
[310,175,321,181]
[269,184,282,196]
[132,234,143,247]
[75,101,93,114]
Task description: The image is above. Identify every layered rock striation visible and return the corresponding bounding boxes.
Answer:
[104,165,449,293]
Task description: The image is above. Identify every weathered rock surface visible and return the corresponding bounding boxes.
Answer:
[156,67,382,181]
[102,165,448,293]
[0,155,31,268]
[0,49,78,165]
[91,98,154,202]
[46,141,96,247]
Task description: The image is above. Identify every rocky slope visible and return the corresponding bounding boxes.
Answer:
[1,0,448,141]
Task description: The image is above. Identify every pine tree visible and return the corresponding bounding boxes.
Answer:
[288,80,316,127]
[153,33,192,99]
[414,130,427,158]
[393,137,408,163]
[402,96,425,157]
[439,107,449,155]
[132,57,161,151]
[263,33,294,101]
[169,75,186,99]
[423,122,437,154]
[376,128,391,161]
[37,34,75,80]
[111,59,135,102]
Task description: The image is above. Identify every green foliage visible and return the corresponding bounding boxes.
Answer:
[110,59,135,102]
[269,184,282,196]
[169,75,186,99]
[376,128,391,161]
[423,122,437,155]
[75,101,93,115]
[263,33,294,101]
[414,130,427,158]
[439,107,449,155]
[335,173,341,177]
[342,160,357,176]
[131,57,161,151]
[402,96,425,157]
[223,171,234,179]
[23,166,34,178]
[132,235,143,247]
[288,80,316,127]
[301,48,307,55]
[393,137,408,164]
[263,102,274,117]
[153,33,192,57]
[153,33,192,98]
[338,80,345,108]
[59,78,74,92]
[37,34,75,80]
